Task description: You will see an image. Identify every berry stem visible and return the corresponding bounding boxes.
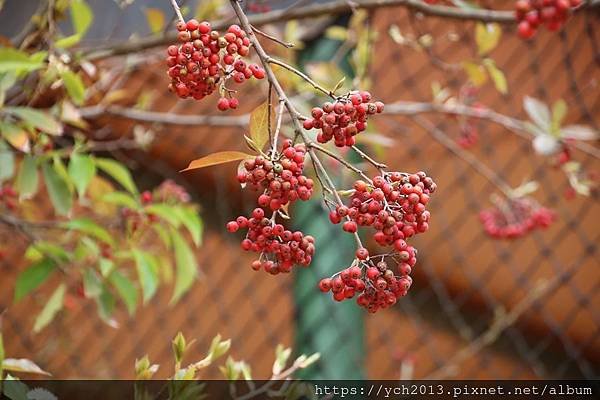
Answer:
[251,25,295,48]
[351,145,388,170]
[168,0,185,24]
[273,99,285,151]
[308,142,372,182]
[266,57,337,99]
[229,0,365,250]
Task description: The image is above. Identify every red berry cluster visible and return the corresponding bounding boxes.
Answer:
[318,249,416,313]
[0,184,17,211]
[302,91,384,147]
[515,0,582,39]
[237,140,314,211]
[154,179,191,203]
[330,172,436,244]
[226,208,315,274]
[166,20,265,110]
[479,197,555,239]
[121,191,158,232]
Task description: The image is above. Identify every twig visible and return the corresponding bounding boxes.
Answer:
[251,25,294,48]
[351,145,387,170]
[267,57,336,98]
[168,0,185,24]
[273,100,285,151]
[309,142,371,182]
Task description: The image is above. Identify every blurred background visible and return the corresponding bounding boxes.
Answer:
[0,0,598,380]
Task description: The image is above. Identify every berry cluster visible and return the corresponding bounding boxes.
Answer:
[330,172,436,244]
[226,208,315,274]
[302,91,384,147]
[479,197,555,239]
[154,179,191,203]
[237,140,314,211]
[318,249,416,313]
[0,184,17,211]
[515,0,582,39]
[166,20,265,109]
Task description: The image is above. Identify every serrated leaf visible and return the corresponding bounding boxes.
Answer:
[133,249,158,304]
[95,157,138,194]
[70,0,93,37]
[462,61,487,87]
[109,270,138,315]
[61,70,85,105]
[0,48,44,73]
[170,228,198,304]
[181,151,254,171]
[0,122,30,153]
[16,155,38,199]
[523,96,551,131]
[101,191,138,209]
[0,142,15,182]
[560,125,598,140]
[14,258,56,302]
[145,8,165,35]
[33,284,66,333]
[475,23,501,56]
[249,102,273,151]
[482,58,507,94]
[60,218,113,245]
[4,107,62,135]
[2,359,50,376]
[68,152,96,198]
[41,161,72,216]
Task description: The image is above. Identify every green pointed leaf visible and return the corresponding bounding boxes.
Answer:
[176,207,203,246]
[16,155,38,199]
[31,242,71,263]
[3,107,62,135]
[94,157,138,194]
[96,284,117,325]
[0,122,30,153]
[68,153,96,198]
[83,268,102,298]
[0,142,15,183]
[14,258,56,302]
[133,250,158,304]
[55,34,82,49]
[145,203,181,227]
[70,0,93,36]
[109,270,138,315]
[0,48,44,73]
[170,228,198,304]
[60,218,114,246]
[61,70,86,106]
[475,23,501,56]
[101,191,139,209]
[482,58,507,94]
[33,284,66,333]
[249,101,274,151]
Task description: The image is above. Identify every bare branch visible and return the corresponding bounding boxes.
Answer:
[168,0,185,24]
[251,25,294,48]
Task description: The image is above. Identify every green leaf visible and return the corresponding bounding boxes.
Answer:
[61,70,86,105]
[55,34,82,49]
[475,23,501,56]
[145,203,181,227]
[60,218,114,245]
[68,152,96,198]
[325,26,348,41]
[3,107,62,135]
[482,58,507,94]
[16,155,38,199]
[273,344,292,375]
[145,8,165,34]
[96,284,117,325]
[83,268,102,298]
[2,359,50,376]
[29,242,71,263]
[0,141,15,183]
[14,258,56,302]
[181,151,254,171]
[0,47,44,73]
[101,191,138,209]
[70,0,93,36]
[133,249,158,304]
[170,228,198,304]
[0,122,30,153]
[462,61,488,87]
[42,161,72,216]
[94,157,138,194]
[249,101,273,151]
[109,270,138,315]
[552,99,567,132]
[176,207,203,246]
[523,96,551,131]
[99,258,115,277]
[33,283,66,333]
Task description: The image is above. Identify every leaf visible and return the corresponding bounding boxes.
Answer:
[2,359,50,376]
[109,270,138,315]
[325,26,348,41]
[249,102,273,151]
[82,268,102,298]
[0,123,30,153]
[482,58,507,94]
[55,34,82,49]
[0,48,44,73]
[2,379,29,400]
[60,70,85,106]
[0,142,15,183]
[70,0,93,37]
[14,258,56,302]
[3,107,62,136]
[561,125,599,140]
[42,162,72,216]
[170,228,198,304]
[33,284,66,333]
[145,8,165,35]
[523,96,551,131]
[475,23,501,56]
[68,152,96,198]
[273,344,291,376]
[95,157,138,194]
[181,151,254,172]
[61,218,113,245]
[96,285,117,325]
[552,99,567,131]
[101,191,138,209]
[176,207,203,246]
[145,203,181,227]
[16,155,38,199]
[462,61,487,87]
[133,249,158,304]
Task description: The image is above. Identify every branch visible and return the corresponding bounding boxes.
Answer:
[168,0,185,24]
